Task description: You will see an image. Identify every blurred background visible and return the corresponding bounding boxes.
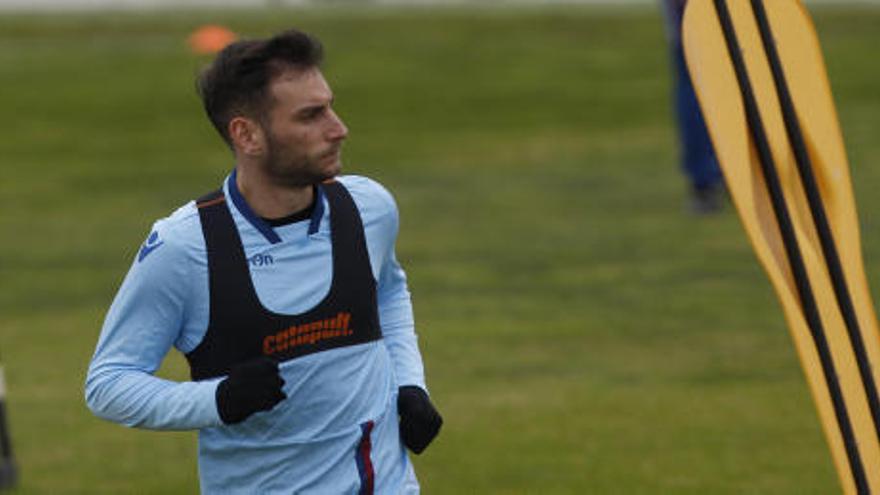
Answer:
[0,0,878,493]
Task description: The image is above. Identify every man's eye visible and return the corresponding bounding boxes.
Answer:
[301,108,324,121]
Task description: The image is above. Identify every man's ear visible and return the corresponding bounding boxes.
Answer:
[228,117,266,156]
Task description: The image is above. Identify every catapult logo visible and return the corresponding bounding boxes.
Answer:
[263,312,353,356]
[137,231,164,263]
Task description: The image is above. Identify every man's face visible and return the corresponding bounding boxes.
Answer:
[259,67,348,187]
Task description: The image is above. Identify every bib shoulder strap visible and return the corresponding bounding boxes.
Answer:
[196,189,257,315]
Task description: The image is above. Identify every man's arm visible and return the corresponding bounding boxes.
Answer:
[339,175,428,388]
[369,180,443,454]
[377,250,427,391]
[84,220,223,430]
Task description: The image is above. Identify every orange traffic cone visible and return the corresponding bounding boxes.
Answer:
[188,25,238,55]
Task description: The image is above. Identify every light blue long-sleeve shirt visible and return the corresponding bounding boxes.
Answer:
[85,174,426,493]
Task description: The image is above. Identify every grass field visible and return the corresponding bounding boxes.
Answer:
[1,4,879,493]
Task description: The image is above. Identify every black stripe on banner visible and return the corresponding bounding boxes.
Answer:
[712,0,870,493]
[750,0,880,448]
[0,365,17,489]
[0,401,14,481]
[0,402,11,462]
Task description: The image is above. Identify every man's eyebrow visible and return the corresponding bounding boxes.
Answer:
[295,96,335,116]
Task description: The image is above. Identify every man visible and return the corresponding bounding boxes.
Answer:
[85,29,442,494]
[662,0,725,214]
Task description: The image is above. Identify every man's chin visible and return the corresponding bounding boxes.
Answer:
[322,159,342,180]
[264,156,342,187]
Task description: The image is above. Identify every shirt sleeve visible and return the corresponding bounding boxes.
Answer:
[372,184,428,391]
[84,220,223,430]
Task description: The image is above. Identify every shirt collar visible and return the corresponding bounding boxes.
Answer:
[225,169,325,245]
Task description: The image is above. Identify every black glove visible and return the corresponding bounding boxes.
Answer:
[216,357,286,424]
[397,386,442,454]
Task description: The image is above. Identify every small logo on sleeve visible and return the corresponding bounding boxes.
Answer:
[138,231,165,262]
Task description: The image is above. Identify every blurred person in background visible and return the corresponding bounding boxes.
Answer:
[85,28,441,494]
[662,0,726,214]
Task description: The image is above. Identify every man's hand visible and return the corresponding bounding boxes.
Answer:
[216,357,286,424]
[397,386,442,454]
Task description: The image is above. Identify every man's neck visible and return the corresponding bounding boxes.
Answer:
[234,166,314,220]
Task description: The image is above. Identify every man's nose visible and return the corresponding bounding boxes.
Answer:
[327,109,348,141]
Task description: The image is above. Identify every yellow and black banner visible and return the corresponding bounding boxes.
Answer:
[682,0,880,493]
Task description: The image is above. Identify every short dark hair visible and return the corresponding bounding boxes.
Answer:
[196,29,324,148]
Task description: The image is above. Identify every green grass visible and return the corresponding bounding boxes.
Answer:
[1,5,879,493]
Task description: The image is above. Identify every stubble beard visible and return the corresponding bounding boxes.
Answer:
[263,134,341,188]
